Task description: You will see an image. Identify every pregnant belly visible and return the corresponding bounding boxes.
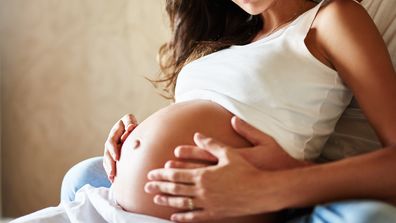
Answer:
[112,100,274,222]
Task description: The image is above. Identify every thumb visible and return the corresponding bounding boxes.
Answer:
[193,133,229,161]
[231,116,272,146]
[236,147,258,160]
[235,146,266,169]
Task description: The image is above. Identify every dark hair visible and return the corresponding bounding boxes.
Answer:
[151,0,263,99]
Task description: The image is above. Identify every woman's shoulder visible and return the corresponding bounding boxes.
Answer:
[310,0,379,66]
[319,0,364,12]
[304,0,373,70]
[314,0,369,28]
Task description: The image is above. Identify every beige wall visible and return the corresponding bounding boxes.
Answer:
[0,0,170,217]
[1,37,3,217]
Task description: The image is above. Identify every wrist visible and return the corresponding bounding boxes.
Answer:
[254,166,320,212]
[255,147,396,212]
[252,169,296,213]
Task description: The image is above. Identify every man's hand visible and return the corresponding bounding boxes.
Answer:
[145,133,283,222]
[166,116,311,171]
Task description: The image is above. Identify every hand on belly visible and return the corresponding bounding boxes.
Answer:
[112,100,253,219]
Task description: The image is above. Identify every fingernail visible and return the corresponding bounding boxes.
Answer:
[237,116,246,124]
[153,195,164,204]
[153,195,159,204]
[127,124,134,131]
[164,161,172,168]
[174,146,182,157]
[195,132,206,139]
[170,215,179,221]
[144,183,150,192]
[144,183,154,193]
[147,171,155,180]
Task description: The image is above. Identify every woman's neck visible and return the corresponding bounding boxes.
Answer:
[255,0,317,39]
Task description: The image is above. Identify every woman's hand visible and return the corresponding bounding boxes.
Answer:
[145,133,283,222]
[103,114,138,182]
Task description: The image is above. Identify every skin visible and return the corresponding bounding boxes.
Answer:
[233,0,319,40]
[104,0,396,222]
[142,0,396,222]
[111,101,285,222]
[103,113,138,182]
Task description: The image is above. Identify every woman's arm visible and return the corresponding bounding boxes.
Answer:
[315,0,396,147]
[145,1,396,221]
[251,0,396,208]
[280,0,396,209]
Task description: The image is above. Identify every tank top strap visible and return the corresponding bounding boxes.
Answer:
[293,0,328,40]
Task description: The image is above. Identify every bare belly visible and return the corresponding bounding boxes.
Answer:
[112,100,277,222]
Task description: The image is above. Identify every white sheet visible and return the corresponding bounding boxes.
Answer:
[11,185,172,223]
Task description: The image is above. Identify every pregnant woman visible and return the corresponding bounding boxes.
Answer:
[61,0,396,222]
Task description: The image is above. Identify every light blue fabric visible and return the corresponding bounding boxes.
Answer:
[60,156,111,202]
[289,200,396,223]
[61,157,396,222]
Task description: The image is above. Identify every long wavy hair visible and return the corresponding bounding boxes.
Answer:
[151,0,263,99]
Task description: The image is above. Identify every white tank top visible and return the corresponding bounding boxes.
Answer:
[175,0,353,160]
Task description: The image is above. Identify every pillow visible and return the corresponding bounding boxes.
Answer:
[362,0,396,68]
[319,0,396,161]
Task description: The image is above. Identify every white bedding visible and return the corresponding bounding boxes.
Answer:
[11,185,172,223]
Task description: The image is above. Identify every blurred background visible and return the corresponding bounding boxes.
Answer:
[0,0,170,218]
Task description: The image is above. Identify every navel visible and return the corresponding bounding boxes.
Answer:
[132,139,141,150]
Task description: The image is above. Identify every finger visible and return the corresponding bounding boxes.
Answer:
[103,150,116,178]
[107,120,125,160]
[174,146,218,163]
[103,159,114,183]
[121,114,138,130]
[171,211,208,222]
[231,116,273,146]
[105,139,121,162]
[109,120,125,143]
[165,160,210,169]
[121,123,138,143]
[234,147,264,170]
[144,182,195,196]
[120,130,131,143]
[126,123,137,132]
[147,168,196,184]
[102,156,111,176]
[121,114,138,143]
[193,133,229,160]
[154,195,201,210]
